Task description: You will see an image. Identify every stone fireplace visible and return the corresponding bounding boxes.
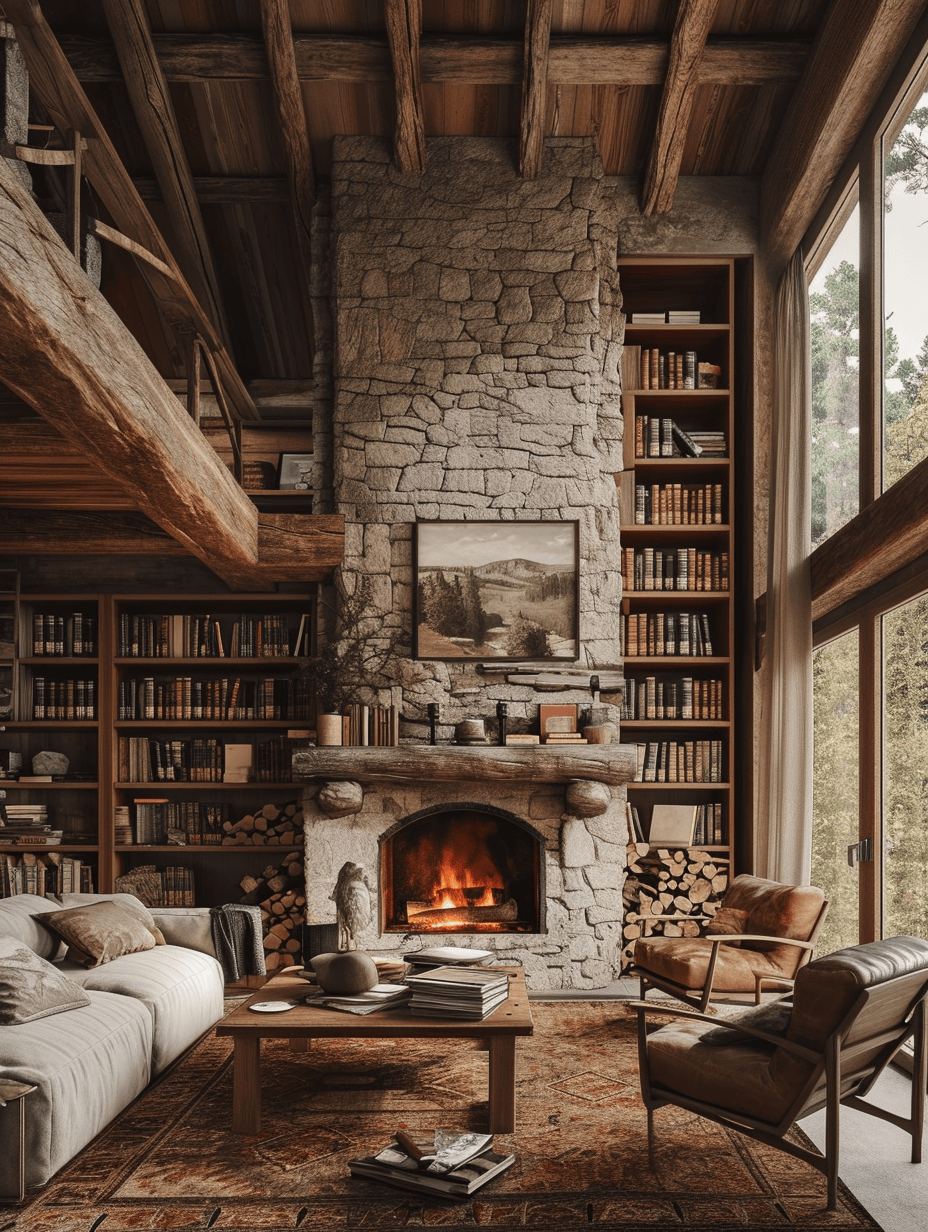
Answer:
[299,135,634,990]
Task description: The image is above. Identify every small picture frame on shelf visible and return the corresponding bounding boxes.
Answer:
[276,453,314,491]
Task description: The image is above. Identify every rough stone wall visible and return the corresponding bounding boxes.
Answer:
[327,135,624,729]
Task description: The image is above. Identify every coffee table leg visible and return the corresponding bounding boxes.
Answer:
[487,1037,516,1133]
[232,1036,262,1134]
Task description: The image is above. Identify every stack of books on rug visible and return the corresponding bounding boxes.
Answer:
[405,964,510,1019]
[349,1128,515,1198]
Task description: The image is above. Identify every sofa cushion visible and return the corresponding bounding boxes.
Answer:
[0,988,152,1191]
[0,893,65,960]
[36,899,161,968]
[0,936,91,1024]
[66,944,225,1073]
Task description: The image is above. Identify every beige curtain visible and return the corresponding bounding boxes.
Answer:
[756,250,813,885]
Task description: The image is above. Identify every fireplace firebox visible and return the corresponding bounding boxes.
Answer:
[379,803,545,934]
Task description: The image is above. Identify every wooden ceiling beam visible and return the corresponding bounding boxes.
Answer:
[259,0,314,239]
[134,175,290,203]
[761,0,927,274]
[641,0,720,216]
[99,0,232,351]
[384,0,425,175]
[0,152,261,590]
[3,0,258,423]
[811,454,928,622]
[0,510,345,581]
[519,0,552,179]
[58,32,810,87]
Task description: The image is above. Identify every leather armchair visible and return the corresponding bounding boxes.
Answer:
[635,935,928,1210]
[633,873,829,1011]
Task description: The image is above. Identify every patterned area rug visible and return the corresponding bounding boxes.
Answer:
[5,1002,881,1232]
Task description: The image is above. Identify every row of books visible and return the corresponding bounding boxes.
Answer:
[634,415,710,458]
[626,800,725,846]
[630,310,702,325]
[30,612,97,657]
[633,739,725,783]
[622,546,729,592]
[0,852,92,897]
[621,610,715,657]
[635,347,698,390]
[340,703,400,747]
[32,677,96,720]
[117,675,313,721]
[117,736,295,784]
[128,799,228,845]
[633,481,724,525]
[621,675,725,721]
[117,612,310,659]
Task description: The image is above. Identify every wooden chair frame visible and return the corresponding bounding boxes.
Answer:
[635,897,830,1013]
[635,964,928,1211]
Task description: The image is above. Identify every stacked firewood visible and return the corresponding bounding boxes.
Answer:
[621,842,729,970]
[228,801,305,973]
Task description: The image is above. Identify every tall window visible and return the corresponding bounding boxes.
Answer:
[811,630,860,955]
[883,592,928,937]
[810,207,860,546]
[884,88,928,490]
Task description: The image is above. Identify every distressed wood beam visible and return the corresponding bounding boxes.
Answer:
[259,0,314,242]
[641,0,720,216]
[761,0,927,274]
[810,455,928,622]
[133,175,290,203]
[0,509,345,581]
[384,0,425,174]
[57,32,810,87]
[0,153,261,590]
[99,0,231,349]
[519,0,552,179]
[3,0,258,423]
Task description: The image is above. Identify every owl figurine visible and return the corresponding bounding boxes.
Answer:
[331,860,373,951]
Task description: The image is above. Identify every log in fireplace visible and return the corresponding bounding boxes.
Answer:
[379,803,545,934]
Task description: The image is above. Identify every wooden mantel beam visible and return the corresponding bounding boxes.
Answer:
[519,0,552,179]
[761,0,927,274]
[3,0,258,424]
[384,0,425,175]
[641,0,720,216]
[99,0,232,351]
[0,153,261,590]
[56,31,810,88]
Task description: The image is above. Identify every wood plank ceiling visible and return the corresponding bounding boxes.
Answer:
[0,0,924,582]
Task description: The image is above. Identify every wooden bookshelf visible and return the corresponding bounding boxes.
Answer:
[617,257,736,875]
[0,589,313,907]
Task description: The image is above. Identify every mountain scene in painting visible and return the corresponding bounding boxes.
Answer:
[415,524,577,660]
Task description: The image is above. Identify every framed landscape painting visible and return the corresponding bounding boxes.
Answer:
[413,521,579,660]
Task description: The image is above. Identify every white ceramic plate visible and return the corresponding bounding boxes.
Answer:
[248,1000,298,1013]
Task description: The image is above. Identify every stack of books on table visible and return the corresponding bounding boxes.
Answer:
[402,945,495,971]
[349,1130,514,1198]
[406,965,511,1020]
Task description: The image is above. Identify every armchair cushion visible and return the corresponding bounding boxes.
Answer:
[720,875,826,964]
[634,933,797,992]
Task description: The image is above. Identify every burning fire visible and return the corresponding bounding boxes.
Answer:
[406,846,506,929]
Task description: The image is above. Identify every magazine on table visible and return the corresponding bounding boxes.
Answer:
[299,983,411,1015]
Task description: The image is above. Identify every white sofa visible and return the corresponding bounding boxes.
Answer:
[0,891,225,1199]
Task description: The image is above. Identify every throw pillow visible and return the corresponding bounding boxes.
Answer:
[0,935,91,1023]
[699,998,793,1047]
[36,899,161,968]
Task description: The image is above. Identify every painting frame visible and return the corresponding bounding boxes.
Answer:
[413,520,579,661]
[276,452,314,491]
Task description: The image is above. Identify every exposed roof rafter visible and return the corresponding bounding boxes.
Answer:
[384,0,426,174]
[519,0,552,179]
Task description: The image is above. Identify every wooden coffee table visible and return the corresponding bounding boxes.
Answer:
[217,967,533,1135]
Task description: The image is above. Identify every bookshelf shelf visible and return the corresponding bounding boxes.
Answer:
[618,255,736,889]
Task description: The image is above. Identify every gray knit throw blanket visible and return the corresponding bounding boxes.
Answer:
[209,903,266,982]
